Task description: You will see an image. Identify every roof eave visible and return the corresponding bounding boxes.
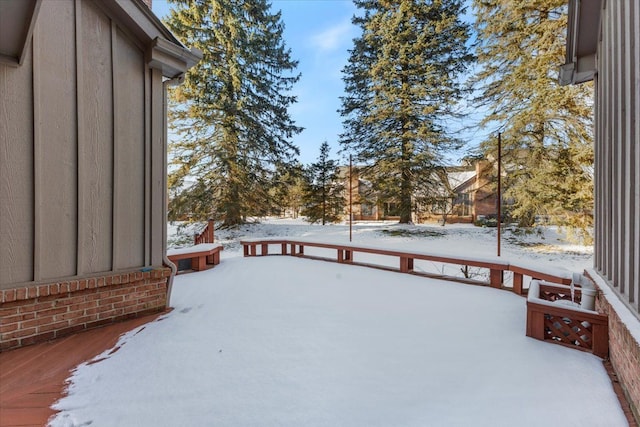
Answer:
[104,0,202,78]
[559,0,602,86]
[0,0,42,67]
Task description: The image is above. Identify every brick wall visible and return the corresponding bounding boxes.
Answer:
[0,268,171,351]
[587,271,640,423]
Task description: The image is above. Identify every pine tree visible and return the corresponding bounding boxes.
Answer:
[301,142,345,225]
[165,0,301,226]
[472,0,594,240]
[269,162,306,218]
[339,0,473,224]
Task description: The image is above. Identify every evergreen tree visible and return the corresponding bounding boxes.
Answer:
[301,142,345,225]
[472,0,594,240]
[269,162,305,218]
[165,0,301,226]
[339,0,473,223]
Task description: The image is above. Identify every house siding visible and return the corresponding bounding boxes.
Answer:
[0,0,168,289]
[595,0,640,316]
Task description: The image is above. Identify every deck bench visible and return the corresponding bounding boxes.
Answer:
[167,243,223,273]
[526,280,608,358]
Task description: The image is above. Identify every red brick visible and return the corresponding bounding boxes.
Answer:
[98,308,124,319]
[148,288,167,297]
[27,286,38,298]
[2,327,36,340]
[15,287,28,300]
[0,306,19,317]
[0,339,20,351]
[66,301,97,312]
[37,307,68,318]
[111,287,133,297]
[98,296,124,307]
[57,311,89,321]
[38,320,70,333]
[2,289,17,303]
[87,278,97,289]
[0,299,22,309]
[37,285,50,297]
[85,293,102,302]
[0,322,19,334]
[24,301,55,313]
[113,300,139,310]
[36,294,58,304]
[69,280,79,292]
[112,275,122,285]
[68,314,99,327]
[49,284,60,295]
[21,315,55,329]
[59,282,70,293]
[2,312,35,324]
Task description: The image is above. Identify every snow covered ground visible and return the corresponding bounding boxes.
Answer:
[50,219,627,426]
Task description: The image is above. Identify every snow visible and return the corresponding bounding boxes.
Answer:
[49,219,627,427]
[527,280,599,315]
[166,243,222,256]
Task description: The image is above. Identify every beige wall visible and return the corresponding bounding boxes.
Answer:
[0,0,167,288]
[594,0,640,316]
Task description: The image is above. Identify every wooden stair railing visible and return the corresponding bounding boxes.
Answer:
[194,218,215,245]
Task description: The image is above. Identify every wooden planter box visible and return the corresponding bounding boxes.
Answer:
[526,280,608,358]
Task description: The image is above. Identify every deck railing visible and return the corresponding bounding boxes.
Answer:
[240,238,570,291]
[194,218,215,245]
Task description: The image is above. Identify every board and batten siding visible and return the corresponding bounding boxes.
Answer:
[595,0,640,316]
[0,0,167,288]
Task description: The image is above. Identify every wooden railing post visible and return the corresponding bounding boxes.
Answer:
[489,269,503,288]
[207,218,214,243]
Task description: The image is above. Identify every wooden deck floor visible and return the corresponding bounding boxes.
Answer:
[0,314,162,427]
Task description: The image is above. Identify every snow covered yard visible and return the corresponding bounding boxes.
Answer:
[50,219,626,426]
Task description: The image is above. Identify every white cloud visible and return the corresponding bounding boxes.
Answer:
[310,20,353,52]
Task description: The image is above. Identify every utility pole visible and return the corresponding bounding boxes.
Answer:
[349,154,353,242]
[497,132,502,257]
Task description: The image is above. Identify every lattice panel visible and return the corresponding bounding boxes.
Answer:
[544,313,593,350]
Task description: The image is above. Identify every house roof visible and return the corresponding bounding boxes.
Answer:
[559,0,602,85]
[447,170,476,191]
[0,0,201,78]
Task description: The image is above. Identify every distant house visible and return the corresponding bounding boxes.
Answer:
[342,166,400,221]
[560,0,640,420]
[343,160,497,224]
[0,0,200,350]
[416,161,498,224]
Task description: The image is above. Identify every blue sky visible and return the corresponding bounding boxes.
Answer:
[152,0,484,165]
[152,0,358,165]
